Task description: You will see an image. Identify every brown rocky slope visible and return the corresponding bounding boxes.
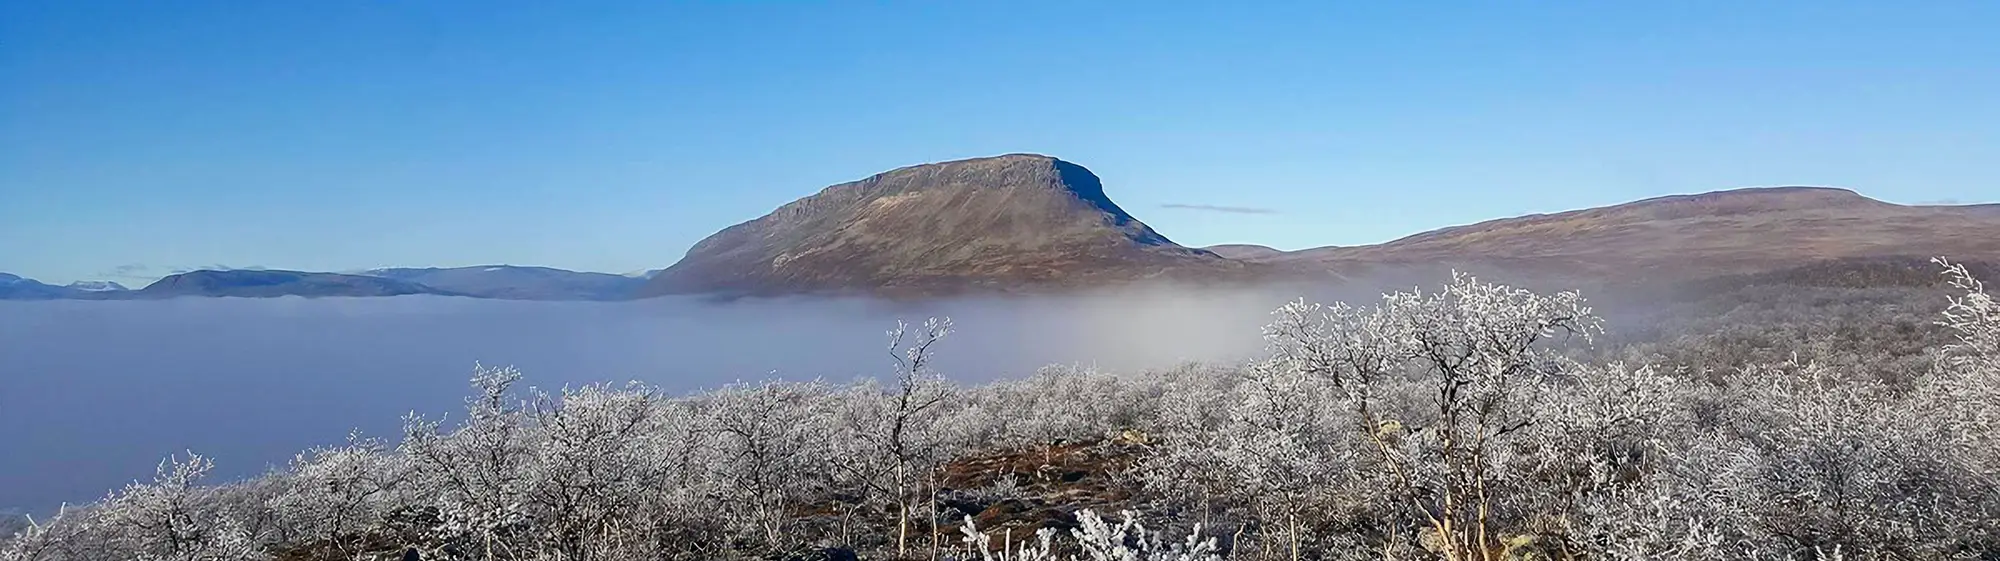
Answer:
[1249,186,2000,284]
[639,154,1237,297]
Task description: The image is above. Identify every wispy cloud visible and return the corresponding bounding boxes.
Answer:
[1160,203,1279,215]
[168,264,271,275]
[96,263,164,282]
[100,263,153,276]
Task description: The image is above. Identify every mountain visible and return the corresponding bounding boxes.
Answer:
[0,273,80,300]
[1237,187,2000,283]
[640,154,1235,297]
[65,280,129,292]
[362,266,645,300]
[1202,244,1286,260]
[133,270,456,298]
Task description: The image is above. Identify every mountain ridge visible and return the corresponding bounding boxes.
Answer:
[7,162,1997,300]
[1243,185,2000,282]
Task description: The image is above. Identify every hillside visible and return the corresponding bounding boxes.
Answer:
[640,154,1236,297]
[1244,187,2000,282]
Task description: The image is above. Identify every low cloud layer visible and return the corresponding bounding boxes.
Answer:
[0,267,1665,516]
[0,284,1337,513]
[1159,203,1279,215]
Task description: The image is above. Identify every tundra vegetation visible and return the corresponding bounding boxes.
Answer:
[3,259,1997,561]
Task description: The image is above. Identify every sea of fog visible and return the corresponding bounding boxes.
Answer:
[0,285,1375,514]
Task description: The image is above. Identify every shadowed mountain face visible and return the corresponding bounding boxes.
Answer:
[135,270,454,298]
[364,266,645,300]
[1246,187,2000,283]
[640,154,1232,297]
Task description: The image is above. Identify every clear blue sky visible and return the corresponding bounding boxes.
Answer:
[3,1,1995,285]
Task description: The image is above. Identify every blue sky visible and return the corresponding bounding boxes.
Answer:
[2,1,1995,284]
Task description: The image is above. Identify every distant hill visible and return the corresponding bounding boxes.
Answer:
[3,267,649,301]
[1236,187,2000,283]
[65,280,129,292]
[1202,244,1286,260]
[362,266,645,300]
[640,154,1238,297]
[0,273,79,300]
[133,270,455,298]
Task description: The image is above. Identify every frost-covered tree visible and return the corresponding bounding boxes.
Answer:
[0,506,97,561]
[1925,258,2000,479]
[90,452,263,561]
[399,364,535,560]
[1146,362,1371,560]
[829,317,959,559]
[1513,361,1724,559]
[519,382,666,560]
[699,379,839,553]
[955,509,1219,561]
[267,433,403,560]
[1259,273,1601,560]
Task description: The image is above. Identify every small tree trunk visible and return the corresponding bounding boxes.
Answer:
[898,501,910,559]
[1232,522,1247,561]
[897,462,910,558]
[1289,512,1301,561]
[930,469,941,561]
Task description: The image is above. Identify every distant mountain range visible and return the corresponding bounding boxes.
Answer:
[0,266,642,300]
[6,154,1998,300]
[363,266,644,300]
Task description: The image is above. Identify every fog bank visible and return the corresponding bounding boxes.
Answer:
[0,284,1362,513]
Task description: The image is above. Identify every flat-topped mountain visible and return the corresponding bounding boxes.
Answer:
[640,154,1232,296]
[363,266,645,300]
[1246,186,2000,282]
[134,270,454,298]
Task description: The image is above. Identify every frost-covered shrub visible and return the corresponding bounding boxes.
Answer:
[955,509,1219,561]
[265,433,404,556]
[0,453,265,561]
